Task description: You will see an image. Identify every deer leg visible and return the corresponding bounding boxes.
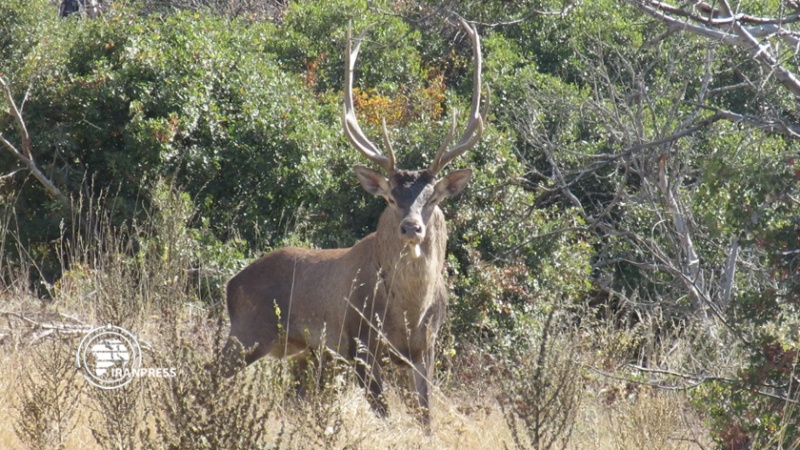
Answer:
[289,348,328,399]
[353,337,388,417]
[288,350,311,398]
[411,345,434,429]
[218,336,268,378]
[356,358,387,417]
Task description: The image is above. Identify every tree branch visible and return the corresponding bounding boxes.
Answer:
[0,77,31,160]
[586,363,799,404]
[720,236,739,310]
[686,101,800,138]
[630,0,800,98]
[0,76,75,214]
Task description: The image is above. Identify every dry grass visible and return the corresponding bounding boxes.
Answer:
[0,188,710,449]
[0,267,708,450]
[0,338,495,449]
[0,356,706,450]
[573,388,707,450]
[0,296,709,450]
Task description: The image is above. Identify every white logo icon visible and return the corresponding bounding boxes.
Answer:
[76,325,142,390]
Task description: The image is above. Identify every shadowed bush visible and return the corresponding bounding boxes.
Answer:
[497,309,581,450]
[14,337,83,450]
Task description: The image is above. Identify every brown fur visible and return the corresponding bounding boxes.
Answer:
[222,19,484,429]
[223,169,470,426]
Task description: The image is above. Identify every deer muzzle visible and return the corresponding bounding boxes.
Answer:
[399,218,425,259]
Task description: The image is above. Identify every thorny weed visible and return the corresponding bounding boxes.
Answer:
[87,382,143,450]
[14,336,83,450]
[141,312,280,450]
[497,309,582,450]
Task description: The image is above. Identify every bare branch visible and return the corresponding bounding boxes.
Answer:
[686,101,800,138]
[656,151,704,313]
[585,363,799,405]
[629,0,800,98]
[0,77,31,160]
[632,1,743,45]
[720,236,739,310]
[649,0,800,26]
[559,112,724,188]
[473,2,575,28]
[0,76,74,212]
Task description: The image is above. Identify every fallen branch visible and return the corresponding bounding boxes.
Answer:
[0,310,93,344]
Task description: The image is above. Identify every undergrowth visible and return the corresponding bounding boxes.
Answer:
[0,185,713,449]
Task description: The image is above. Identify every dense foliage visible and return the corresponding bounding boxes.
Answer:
[2,0,798,447]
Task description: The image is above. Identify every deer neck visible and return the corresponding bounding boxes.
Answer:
[375,207,447,325]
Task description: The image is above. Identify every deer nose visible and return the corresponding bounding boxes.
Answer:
[400,220,423,239]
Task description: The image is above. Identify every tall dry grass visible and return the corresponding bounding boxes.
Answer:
[0,187,710,449]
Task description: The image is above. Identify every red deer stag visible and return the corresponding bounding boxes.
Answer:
[222,19,486,426]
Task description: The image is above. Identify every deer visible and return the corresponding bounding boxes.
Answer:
[221,18,487,427]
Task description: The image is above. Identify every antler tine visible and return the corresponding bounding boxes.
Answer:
[380,118,396,170]
[430,18,488,174]
[343,22,395,173]
[431,109,458,171]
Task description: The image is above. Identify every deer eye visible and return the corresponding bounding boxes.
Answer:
[387,197,396,205]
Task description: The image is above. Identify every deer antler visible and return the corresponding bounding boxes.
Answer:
[430,18,489,174]
[343,23,396,173]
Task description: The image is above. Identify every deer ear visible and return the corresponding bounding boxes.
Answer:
[435,168,473,198]
[354,166,390,197]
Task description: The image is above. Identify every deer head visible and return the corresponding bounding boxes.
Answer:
[343,19,488,258]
